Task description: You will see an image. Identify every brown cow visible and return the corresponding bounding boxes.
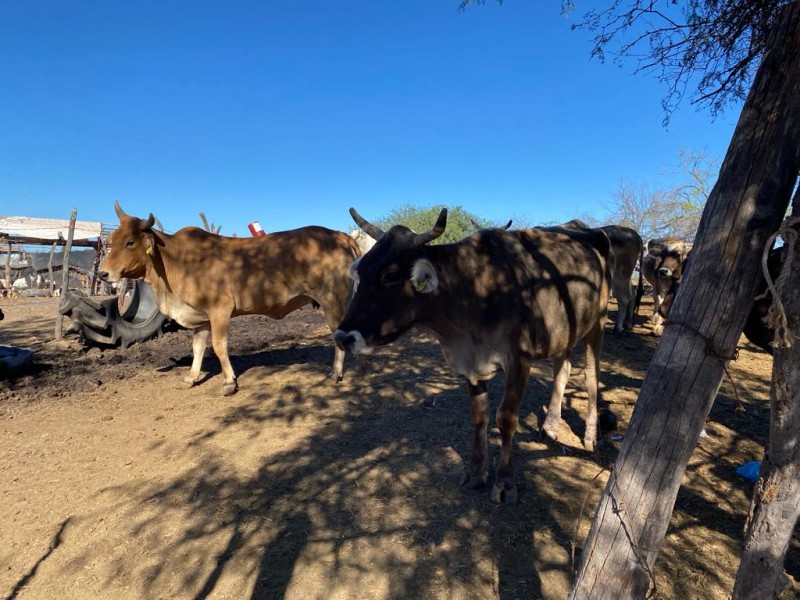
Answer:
[99,202,360,395]
[334,208,612,504]
[641,237,692,335]
[562,221,643,334]
[658,246,784,353]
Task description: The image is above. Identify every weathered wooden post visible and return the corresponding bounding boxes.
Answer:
[54,208,78,340]
[48,241,57,296]
[4,240,11,293]
[569,3,800,597]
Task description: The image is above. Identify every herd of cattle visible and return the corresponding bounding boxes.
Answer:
[97,202,776,504]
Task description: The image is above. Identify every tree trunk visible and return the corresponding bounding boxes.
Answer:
[731,201,800,600]
[569,3,800,599]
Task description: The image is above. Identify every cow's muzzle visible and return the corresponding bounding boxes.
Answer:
[334,329,372,355]
[657,267,673,278]
[97,270,111,283]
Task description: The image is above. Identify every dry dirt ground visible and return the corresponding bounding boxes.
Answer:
[0,295,798,600]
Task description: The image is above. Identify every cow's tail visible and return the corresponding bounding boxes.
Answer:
[634,248,646,316]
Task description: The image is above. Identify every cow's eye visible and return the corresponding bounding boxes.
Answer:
[125,240,135,249]
[380,270,404,287]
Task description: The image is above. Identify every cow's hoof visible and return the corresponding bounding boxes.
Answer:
[221,381,238,396]
[461,472,488,489]
[583,438,597,452]
[490,482,518,505]
[326,370,344,383]
[541,417,560,442]
[178,378,196,389]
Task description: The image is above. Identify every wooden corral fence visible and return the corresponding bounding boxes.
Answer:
[0,212,115,298]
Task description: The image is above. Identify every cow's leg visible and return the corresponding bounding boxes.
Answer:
[623,282,636,331]
[463,379,489,488]
[180,325,210,388]
[651,283,666,335]
[209,313,237,396]
[582,323,604,452]
[491,358,530,505]
[321,302,350,381]
[541,353,571,443]
[614,290,629,334]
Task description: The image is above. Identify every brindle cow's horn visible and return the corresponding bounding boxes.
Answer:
[349,208,384,240]
[140,213,156,231]
[114,201,128,220]
[412,208,448,247]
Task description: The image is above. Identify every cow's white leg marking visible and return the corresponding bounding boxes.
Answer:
[542,354,572,443]
[180,325,210,388]
[329,345,346,381]
[651,289,666,336]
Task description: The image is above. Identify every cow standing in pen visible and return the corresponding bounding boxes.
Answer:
[600,225,644,333]
[99,202,360,395]
[642,237,692,335]
[335,208,612,504]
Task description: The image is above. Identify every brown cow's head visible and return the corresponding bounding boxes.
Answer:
[334,207,447,353]
[648,239,690,280]
[98,201,157,283]
[657,248,693,320]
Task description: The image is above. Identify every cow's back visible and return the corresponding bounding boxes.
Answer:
[452,227,610,358]
[167,225,358,316]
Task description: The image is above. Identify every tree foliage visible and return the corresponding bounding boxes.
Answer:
[374,204,495,244]
[567,0,793,122]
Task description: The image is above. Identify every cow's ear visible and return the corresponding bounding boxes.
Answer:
[411,259,438,294]
[144,234,155,257]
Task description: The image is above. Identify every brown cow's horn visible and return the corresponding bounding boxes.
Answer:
[412,208,448,246]
[503,219,513,230]
[114,201,128,220]
[349,208,384,240]
[140,213,156,231]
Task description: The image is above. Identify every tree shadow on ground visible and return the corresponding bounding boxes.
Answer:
[12,303,790,600]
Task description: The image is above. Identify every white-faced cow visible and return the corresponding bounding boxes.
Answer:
[334,208,612,504]
[641,238,692,335]
[99,202,360,395]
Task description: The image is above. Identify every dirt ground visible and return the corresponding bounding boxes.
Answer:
[0,295,797,600]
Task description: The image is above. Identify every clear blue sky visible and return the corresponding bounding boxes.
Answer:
[0,1,742,237]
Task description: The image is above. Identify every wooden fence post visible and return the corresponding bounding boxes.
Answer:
[54,208,78,340]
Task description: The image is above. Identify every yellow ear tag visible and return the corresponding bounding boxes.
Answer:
[415,279,427,292]
[145,246,153,255]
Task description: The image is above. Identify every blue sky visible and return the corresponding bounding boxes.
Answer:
[0,1,742,237]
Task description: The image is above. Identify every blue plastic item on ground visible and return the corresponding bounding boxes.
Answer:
[736,460,762,482]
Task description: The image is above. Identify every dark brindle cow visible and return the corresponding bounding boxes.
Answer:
[99,202,360,395]
[334,208,612,504]
[641,237,692,335]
